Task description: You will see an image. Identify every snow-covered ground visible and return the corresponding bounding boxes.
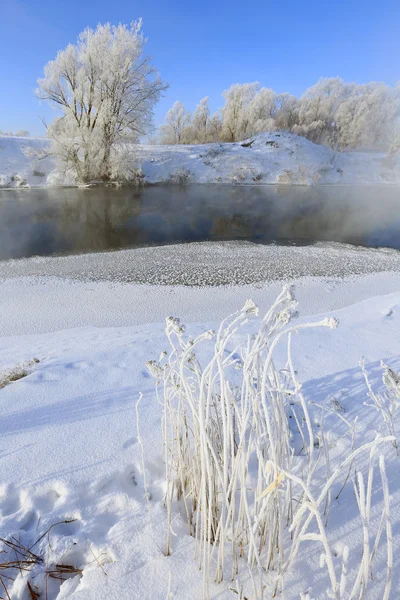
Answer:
[1,241,400,598]
[1,132,400,187]
[0,136,53,188]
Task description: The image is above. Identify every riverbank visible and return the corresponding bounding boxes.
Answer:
[1,132,400,188]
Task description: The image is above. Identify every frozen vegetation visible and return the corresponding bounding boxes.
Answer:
[159,79,400,152]
[1,20,399,187]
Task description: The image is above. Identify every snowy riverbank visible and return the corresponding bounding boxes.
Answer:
[0,238,400,597]
[1,132,400,188]
[0,266,400,598]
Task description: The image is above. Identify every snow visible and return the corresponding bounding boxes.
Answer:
[1,242,400,597]
[2,240,400,288]
[0,136,53,188]
[1,132,400,188]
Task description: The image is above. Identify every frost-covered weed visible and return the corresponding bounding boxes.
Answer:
[0,358,40,389]
[230,167,248,182]
[148,288,394,599]
[362,360,400,453]
[204,145,226,159]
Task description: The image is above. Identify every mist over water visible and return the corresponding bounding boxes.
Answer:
[0,184,399,260]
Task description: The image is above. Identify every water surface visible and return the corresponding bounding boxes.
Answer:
[0,184,399,260]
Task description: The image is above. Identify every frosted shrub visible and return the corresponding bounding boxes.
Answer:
[0,358,40,388]
[362,360,400,454]
[168,168,192,185]
[148,288,394,599]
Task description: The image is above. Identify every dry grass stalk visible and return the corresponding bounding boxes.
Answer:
[0,358,40,389]
[0,519,83,599]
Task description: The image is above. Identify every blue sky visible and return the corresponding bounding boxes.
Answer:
[1,0,399,137]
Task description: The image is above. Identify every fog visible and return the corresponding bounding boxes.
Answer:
[0,184,399,260]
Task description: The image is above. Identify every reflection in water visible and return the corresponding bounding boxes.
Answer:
[0,184,399,260]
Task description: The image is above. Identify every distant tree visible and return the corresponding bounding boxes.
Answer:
[389,86,400,155]
[158,78,400,151]
[0,129,30,137]
[335,83,399,150]
[390,121,400,155]
[37,20,167,182]
[159,101,191,144]
[221,83,259,141]
[192,97,211,143]
[247,87,276,134]
[291,78,348,146]
[207,111,223,141]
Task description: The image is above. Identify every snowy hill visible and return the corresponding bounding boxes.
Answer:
[1,132,400,187]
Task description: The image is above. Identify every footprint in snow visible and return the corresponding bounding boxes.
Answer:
[0,483,22,516]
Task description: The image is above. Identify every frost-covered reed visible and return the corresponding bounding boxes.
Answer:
[147,287,394,599]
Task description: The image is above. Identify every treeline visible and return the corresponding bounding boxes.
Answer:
[159,78,400,151]
[0,130,30,137]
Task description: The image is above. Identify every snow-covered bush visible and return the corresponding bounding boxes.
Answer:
[203,144,226,159]
[230,166,249,182]
[0,175,10,188]
[0,358,39,389]
[168,168,192,185]
[10,173,27,187]
[36,20,167,183]
[148,288,394,599]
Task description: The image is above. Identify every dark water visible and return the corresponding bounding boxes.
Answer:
[0,184,399,260]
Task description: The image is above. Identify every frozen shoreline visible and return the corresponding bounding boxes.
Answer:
[0,243,400,338]
[1,240,400,286]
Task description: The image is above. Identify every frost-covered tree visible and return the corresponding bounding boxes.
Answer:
[221,83,259,141]
[207,111,223,141]
[389,115,400,156]
[335,83,399,150]
[159,77,400,151]
[246,89,298,135]
[292,78,348,147]
[37,20,167,182]
[159,101,191,144]
[0,130,30,137]
[246,87,276,134]
[192,97,210,143]
[273,93,299,130]
[292,78,400,150]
